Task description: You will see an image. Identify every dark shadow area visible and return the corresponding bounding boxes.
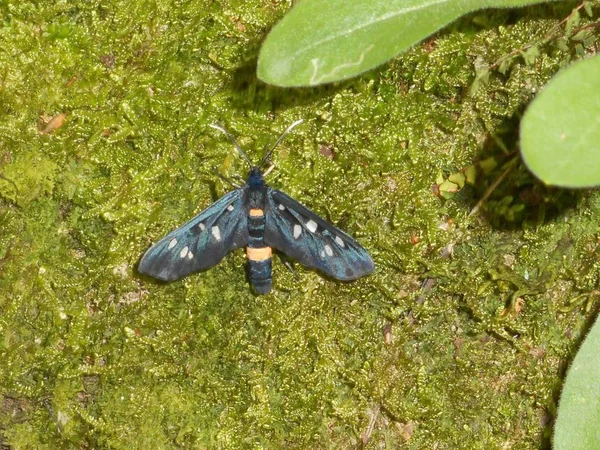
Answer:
[228,59,372,113]
[458,111,585,231]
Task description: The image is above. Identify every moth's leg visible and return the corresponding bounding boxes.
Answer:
[263,164,275,178]
[278,254,299,279]
[213,168,241,189]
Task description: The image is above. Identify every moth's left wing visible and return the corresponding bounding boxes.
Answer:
[264,188,374,280]
[139,189,248,281]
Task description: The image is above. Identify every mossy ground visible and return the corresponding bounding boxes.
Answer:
[1,0,599,448]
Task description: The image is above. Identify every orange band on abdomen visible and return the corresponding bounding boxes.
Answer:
[246,246,272,261]
[249,208,264,217]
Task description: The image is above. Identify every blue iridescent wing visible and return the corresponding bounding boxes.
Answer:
[139,189,248,281]
[264,188,374,280]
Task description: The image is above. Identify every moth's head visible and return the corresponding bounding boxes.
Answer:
[247,167,264,188]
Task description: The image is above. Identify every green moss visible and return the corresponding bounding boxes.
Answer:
[1,0,599,448]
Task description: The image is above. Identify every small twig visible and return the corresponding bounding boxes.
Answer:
[468,157,517,217]
[361,404,380,447]
[572,20,600,35]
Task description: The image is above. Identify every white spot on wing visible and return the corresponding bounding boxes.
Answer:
[335,236,345,247]
[168,238,177,250]
[212,226,221,241]
[324,244,333,257]
[198,223,205,231]
[227,204,234,212]
[180,246,189,259]
[320,250,325,258]
[306,220,317,233]
[293,224,302,239]
[187,251,193,260]
[278,204,285,211]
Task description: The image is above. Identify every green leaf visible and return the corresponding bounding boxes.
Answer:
[448,171,466,189]
[565,9,580,37]
[554,315,600,449]
[572,29,592,42]
[479,157,498,174]
[438,179,460,199]
[521,45,539,65]
[470,61,490,95]
[465,165,477,184]
[520,55,600,187]
[555,37,569,52]
[258,0,560,86]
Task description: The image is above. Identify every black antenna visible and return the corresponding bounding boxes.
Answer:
[260,119,304,167]
[209,123,253,168]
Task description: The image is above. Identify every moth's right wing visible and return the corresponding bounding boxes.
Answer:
[264,188,374,280]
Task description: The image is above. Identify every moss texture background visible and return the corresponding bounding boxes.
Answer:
[1,0,599,448]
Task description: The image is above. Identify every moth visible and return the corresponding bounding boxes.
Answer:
[138,120,374,294]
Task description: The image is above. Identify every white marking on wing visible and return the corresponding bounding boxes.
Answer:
[293,224,302,239]
[180,246,189,259]
[306,220,317,233]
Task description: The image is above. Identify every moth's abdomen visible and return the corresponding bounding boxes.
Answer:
[247,248,272,294]
[247,207,272,294]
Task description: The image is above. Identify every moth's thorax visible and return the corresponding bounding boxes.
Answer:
[248,187,267,209]
[247,167,267,209]
[247,167,264,189]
